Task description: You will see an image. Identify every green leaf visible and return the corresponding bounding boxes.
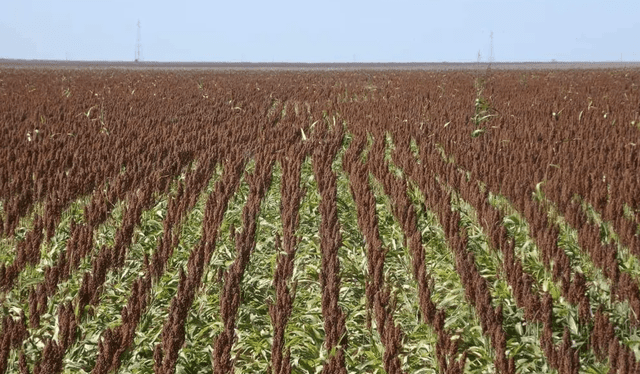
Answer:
[567,315,578,334]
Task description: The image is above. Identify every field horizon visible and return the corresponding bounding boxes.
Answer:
[3,59,640,71]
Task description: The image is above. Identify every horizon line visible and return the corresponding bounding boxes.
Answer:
[2,58,640,71]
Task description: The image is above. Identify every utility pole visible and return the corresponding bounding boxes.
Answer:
[135,20,142,62]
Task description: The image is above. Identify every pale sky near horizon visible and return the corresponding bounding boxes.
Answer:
[1,0,639,63]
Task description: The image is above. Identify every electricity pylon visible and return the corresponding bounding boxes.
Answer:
[135,20,143,62]
[489,31,494,63]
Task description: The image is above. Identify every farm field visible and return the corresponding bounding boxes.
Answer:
[1,66,640,374]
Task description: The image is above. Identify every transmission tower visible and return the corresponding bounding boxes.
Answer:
[489,31,494,63]
[135,20,143,62]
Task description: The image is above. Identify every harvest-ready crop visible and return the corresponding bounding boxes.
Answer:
[0,66,639,374]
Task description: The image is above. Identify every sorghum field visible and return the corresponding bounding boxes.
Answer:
[1,66,640,374]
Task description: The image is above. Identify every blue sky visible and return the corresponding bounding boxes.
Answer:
[1,0,639,62]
